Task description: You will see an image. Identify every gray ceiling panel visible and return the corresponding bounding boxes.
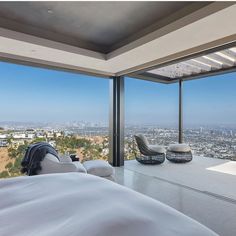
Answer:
[184,60,211,72]
[138,46,236,82]
[0,1,200,52]
[207,53,234,67]
[194,57,222,70]
[222,49,236,61]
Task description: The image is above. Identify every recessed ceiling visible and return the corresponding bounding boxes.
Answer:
[0,2,235,79]
[0,1,206,53]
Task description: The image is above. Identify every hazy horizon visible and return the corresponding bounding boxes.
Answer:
[1,120,236,128]
[1,61,236,126]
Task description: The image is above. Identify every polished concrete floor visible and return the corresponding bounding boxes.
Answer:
[114,161,236,236]
[124,157,236,200]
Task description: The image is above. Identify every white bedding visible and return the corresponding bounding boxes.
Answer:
[0,173,218,236]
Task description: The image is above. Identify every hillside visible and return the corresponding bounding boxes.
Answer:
[0,148,12,172]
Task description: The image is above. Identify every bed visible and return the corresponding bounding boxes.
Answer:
[0,173,218,236]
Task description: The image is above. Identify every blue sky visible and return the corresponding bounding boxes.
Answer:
[0,61,236,126]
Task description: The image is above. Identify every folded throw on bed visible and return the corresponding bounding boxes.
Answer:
[21,142,59,176]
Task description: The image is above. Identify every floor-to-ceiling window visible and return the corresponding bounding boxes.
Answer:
[0,61,109,178]
[184,72,236,161]
[125,77,178,160]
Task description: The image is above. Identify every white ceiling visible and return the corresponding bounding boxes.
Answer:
[0,2,235,78]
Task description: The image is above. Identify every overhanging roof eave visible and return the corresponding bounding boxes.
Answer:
[171,65,236,83]
[131,65,236,84]
[129,41,236,84]
[129,72,172,84]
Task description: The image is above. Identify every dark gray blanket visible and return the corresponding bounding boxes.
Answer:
[21,142,59,176]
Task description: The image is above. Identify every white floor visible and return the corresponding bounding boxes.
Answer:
[114,157,236,236]
[124,156,236,200]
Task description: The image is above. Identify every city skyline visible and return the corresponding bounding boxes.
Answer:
[0,61,236,126]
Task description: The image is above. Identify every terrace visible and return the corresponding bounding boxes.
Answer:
[0,1,236,236]
[115,157,236,236]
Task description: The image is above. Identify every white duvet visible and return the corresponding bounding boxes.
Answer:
[0,173,218,236]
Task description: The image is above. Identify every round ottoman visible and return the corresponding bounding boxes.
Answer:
[166,143,192,163]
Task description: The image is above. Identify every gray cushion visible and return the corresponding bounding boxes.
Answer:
[148,145,166,154]
[39,153,86,174]
[103,174,116,181]
[168,144,191,152]
[59,155,72,163]
[83,160,114,177]
[71,161,87,173]
[136,134,149,146]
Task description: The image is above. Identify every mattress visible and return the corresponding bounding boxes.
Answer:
[0,173,218,236]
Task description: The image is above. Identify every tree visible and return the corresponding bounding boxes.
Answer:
[5,162,13,169]
[6,143,27,177]
[7,137,12,145]
[32,137,46,143]
[0,171,9,178]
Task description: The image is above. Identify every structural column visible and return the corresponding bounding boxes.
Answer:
[109,76,124,166]
[179,79,183,143]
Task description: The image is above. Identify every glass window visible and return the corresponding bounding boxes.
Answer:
[184,72,236,161]
[0,62,109,178]
[125,77,178,160]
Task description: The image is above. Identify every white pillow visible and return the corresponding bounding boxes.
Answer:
[72,162,87,173]
[83,160,114,177]
[39,154,86,174]
[59,155,72,163]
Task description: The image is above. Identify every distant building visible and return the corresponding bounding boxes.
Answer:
[12,133,26,139]
[49,141,56,147]
[12,139,25,146]
[0,140,8,147]
[36,133,45,138]
[55,132,62,138]
[0,134,8,139]
[46,131,54,138]
[27,133,35,139]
